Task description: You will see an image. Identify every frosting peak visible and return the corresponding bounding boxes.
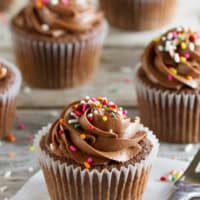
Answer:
[142,27,200,90]
[14,0,103,37]
[43,97,146,168]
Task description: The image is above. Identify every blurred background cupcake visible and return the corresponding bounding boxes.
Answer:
[0,0,13,12]
[135,26,200,143]
[11,0,107,89]
[35,96,159,200]
[99,0,177,31]
[0,59,21,140]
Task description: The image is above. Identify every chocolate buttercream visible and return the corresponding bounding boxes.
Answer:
[41,97,148,167]
[14,0,103,37]
[142,27,200,90]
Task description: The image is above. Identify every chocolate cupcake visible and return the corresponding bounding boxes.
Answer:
[11,0,106,89]
[0,0,13,12]
[135,27,200,143]
[34,96,159,200]
[0,59,21,140]
[99,0,177,31]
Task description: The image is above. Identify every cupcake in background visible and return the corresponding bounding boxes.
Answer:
[0,0,13,12]
[11,0,107,89]
[0,59,21,140]
[135,26,200,143]
[34,96,159,200]
[99,0,177,31]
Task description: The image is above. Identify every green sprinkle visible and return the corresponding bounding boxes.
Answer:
[74,124,80,129]
[171,176,176,182]
[102,105,107,109]
[111,112,116,119]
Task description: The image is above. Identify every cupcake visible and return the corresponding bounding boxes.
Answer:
[0,59,21,140]
[99,0,177,31]
[0,0,13,12]
[11,0,106,89]
[34,96,159,200]
[135,27,200,143]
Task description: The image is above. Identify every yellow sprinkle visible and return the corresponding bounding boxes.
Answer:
[153,37,160,43]
[84,162,91,169]
[35,0,43,8]
[29,145,35,152]
[180,42,187,50]
[186,75,193,80]
[169,67,177,75]
[175,172,182,180]
[102,116,108,122]
[80,134,86,140]
[180,56,186,63]
[8,152,15,158]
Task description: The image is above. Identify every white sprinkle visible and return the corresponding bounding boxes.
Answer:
[50,0,59,5]
[87,113,93,118]
[80,100,86,104]
[4,171,12,179]
[184,144,194,152]
[94,110,98,115]
[0,186,8,193]
[161,36,166,41]
[167,32,173,40]
[85,96,90,100]
[176,26,183,32]
[169,49,175,57]
[68,119,79,124]
[41,24,49,32]
[189,42,195,51]
[158,45,163,51]
[70,112,79,119]
[109,129,113,133]
[174,53,180,63]
[28,167,34,173]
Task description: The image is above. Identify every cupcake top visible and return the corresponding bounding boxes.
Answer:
[142,27,200,90]
[0,59,21,94]
[41,96,152,169]
[12,0,103,38]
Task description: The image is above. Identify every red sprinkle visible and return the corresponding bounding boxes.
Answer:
[160,176,167,182]
[189,35,196,42]
[87,157,93,164]
[102,99,108,105]
[18,124,25,130]
[58,130,65,135]
[88,125,94,130]
[69,145,77,152]
[74,110,82,116]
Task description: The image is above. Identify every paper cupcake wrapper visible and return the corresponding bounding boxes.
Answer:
[0,59,21,139]
[12,21,107,89]
[34,124,159,200]
[135,66,200,144]
[100,0,177,31]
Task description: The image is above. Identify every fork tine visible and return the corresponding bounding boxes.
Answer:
[184,149,200,176]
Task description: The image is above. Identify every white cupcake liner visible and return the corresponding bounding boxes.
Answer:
[0,58,21,139]
[12,21,107,89]
[34,124,159,200]
[100,0,177,31]
[135,65,200,143]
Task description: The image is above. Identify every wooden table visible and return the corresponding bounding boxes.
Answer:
[0,0,200,199]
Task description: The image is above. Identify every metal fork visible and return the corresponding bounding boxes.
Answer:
[169,149,200,200]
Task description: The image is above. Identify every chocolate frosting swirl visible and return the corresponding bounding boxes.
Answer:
[142,27,200,90]
[43,97,146,167]
[14,0,103,37]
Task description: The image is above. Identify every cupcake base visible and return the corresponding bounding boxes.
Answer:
[99,0,177,31]
[34,124,159,200]
[135,67,200,144]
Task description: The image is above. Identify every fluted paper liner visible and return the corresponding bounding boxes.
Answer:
[100,0,176,31]
[0,59,21,139]
[34,124,159,200]
[135,66,200,143]
[12,21,107,89]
